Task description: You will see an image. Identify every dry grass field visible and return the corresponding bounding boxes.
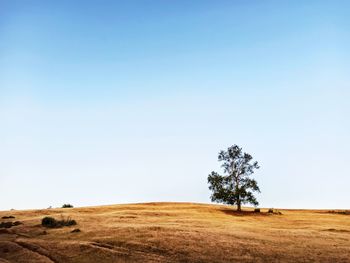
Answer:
[0,202,350,263]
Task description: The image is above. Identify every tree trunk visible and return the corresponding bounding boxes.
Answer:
[235,173,241,211]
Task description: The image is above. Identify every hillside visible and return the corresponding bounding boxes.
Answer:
[0,202,349,262]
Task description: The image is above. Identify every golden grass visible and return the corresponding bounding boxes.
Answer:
[1,202,350,262]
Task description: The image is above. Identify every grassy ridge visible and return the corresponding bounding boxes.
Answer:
[0,202,350,262]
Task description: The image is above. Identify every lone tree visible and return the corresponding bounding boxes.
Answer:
[208,145,260,211]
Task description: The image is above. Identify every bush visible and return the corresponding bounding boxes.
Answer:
[0,222,14,229]
[1,216,15,219]
[254,208,260,213]
[62,217,77,226]
[328,210,350,215]
[62,204,74,208]
[267,208,282,215]
[41,216,77,228]
[0,221,22,229]
[42,217,57,227]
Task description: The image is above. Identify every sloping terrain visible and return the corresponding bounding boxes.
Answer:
[0,202,349,262]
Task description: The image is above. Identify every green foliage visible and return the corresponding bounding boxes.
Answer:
[208,145,260,211]
[62,204,74,208]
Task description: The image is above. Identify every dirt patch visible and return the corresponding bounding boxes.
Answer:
[0,229,11,235]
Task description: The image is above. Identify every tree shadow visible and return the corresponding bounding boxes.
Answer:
[220,208,269,216]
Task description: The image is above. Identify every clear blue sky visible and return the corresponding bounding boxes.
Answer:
[1,0,349,210]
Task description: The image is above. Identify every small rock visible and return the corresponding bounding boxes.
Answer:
[71,228,81,233]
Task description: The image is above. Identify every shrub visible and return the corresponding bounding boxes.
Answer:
[42,217,57,227]
[0,221,22,229]
[62,217,77,226]
[62,204,74,208]
[254,208,260,213]
[0,222,14,229]
[1,216,15,219]
[328,210,350,215]
[267,208,282,215]
[41,216,77,228]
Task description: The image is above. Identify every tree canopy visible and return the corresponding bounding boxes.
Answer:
[208,145,260,211]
